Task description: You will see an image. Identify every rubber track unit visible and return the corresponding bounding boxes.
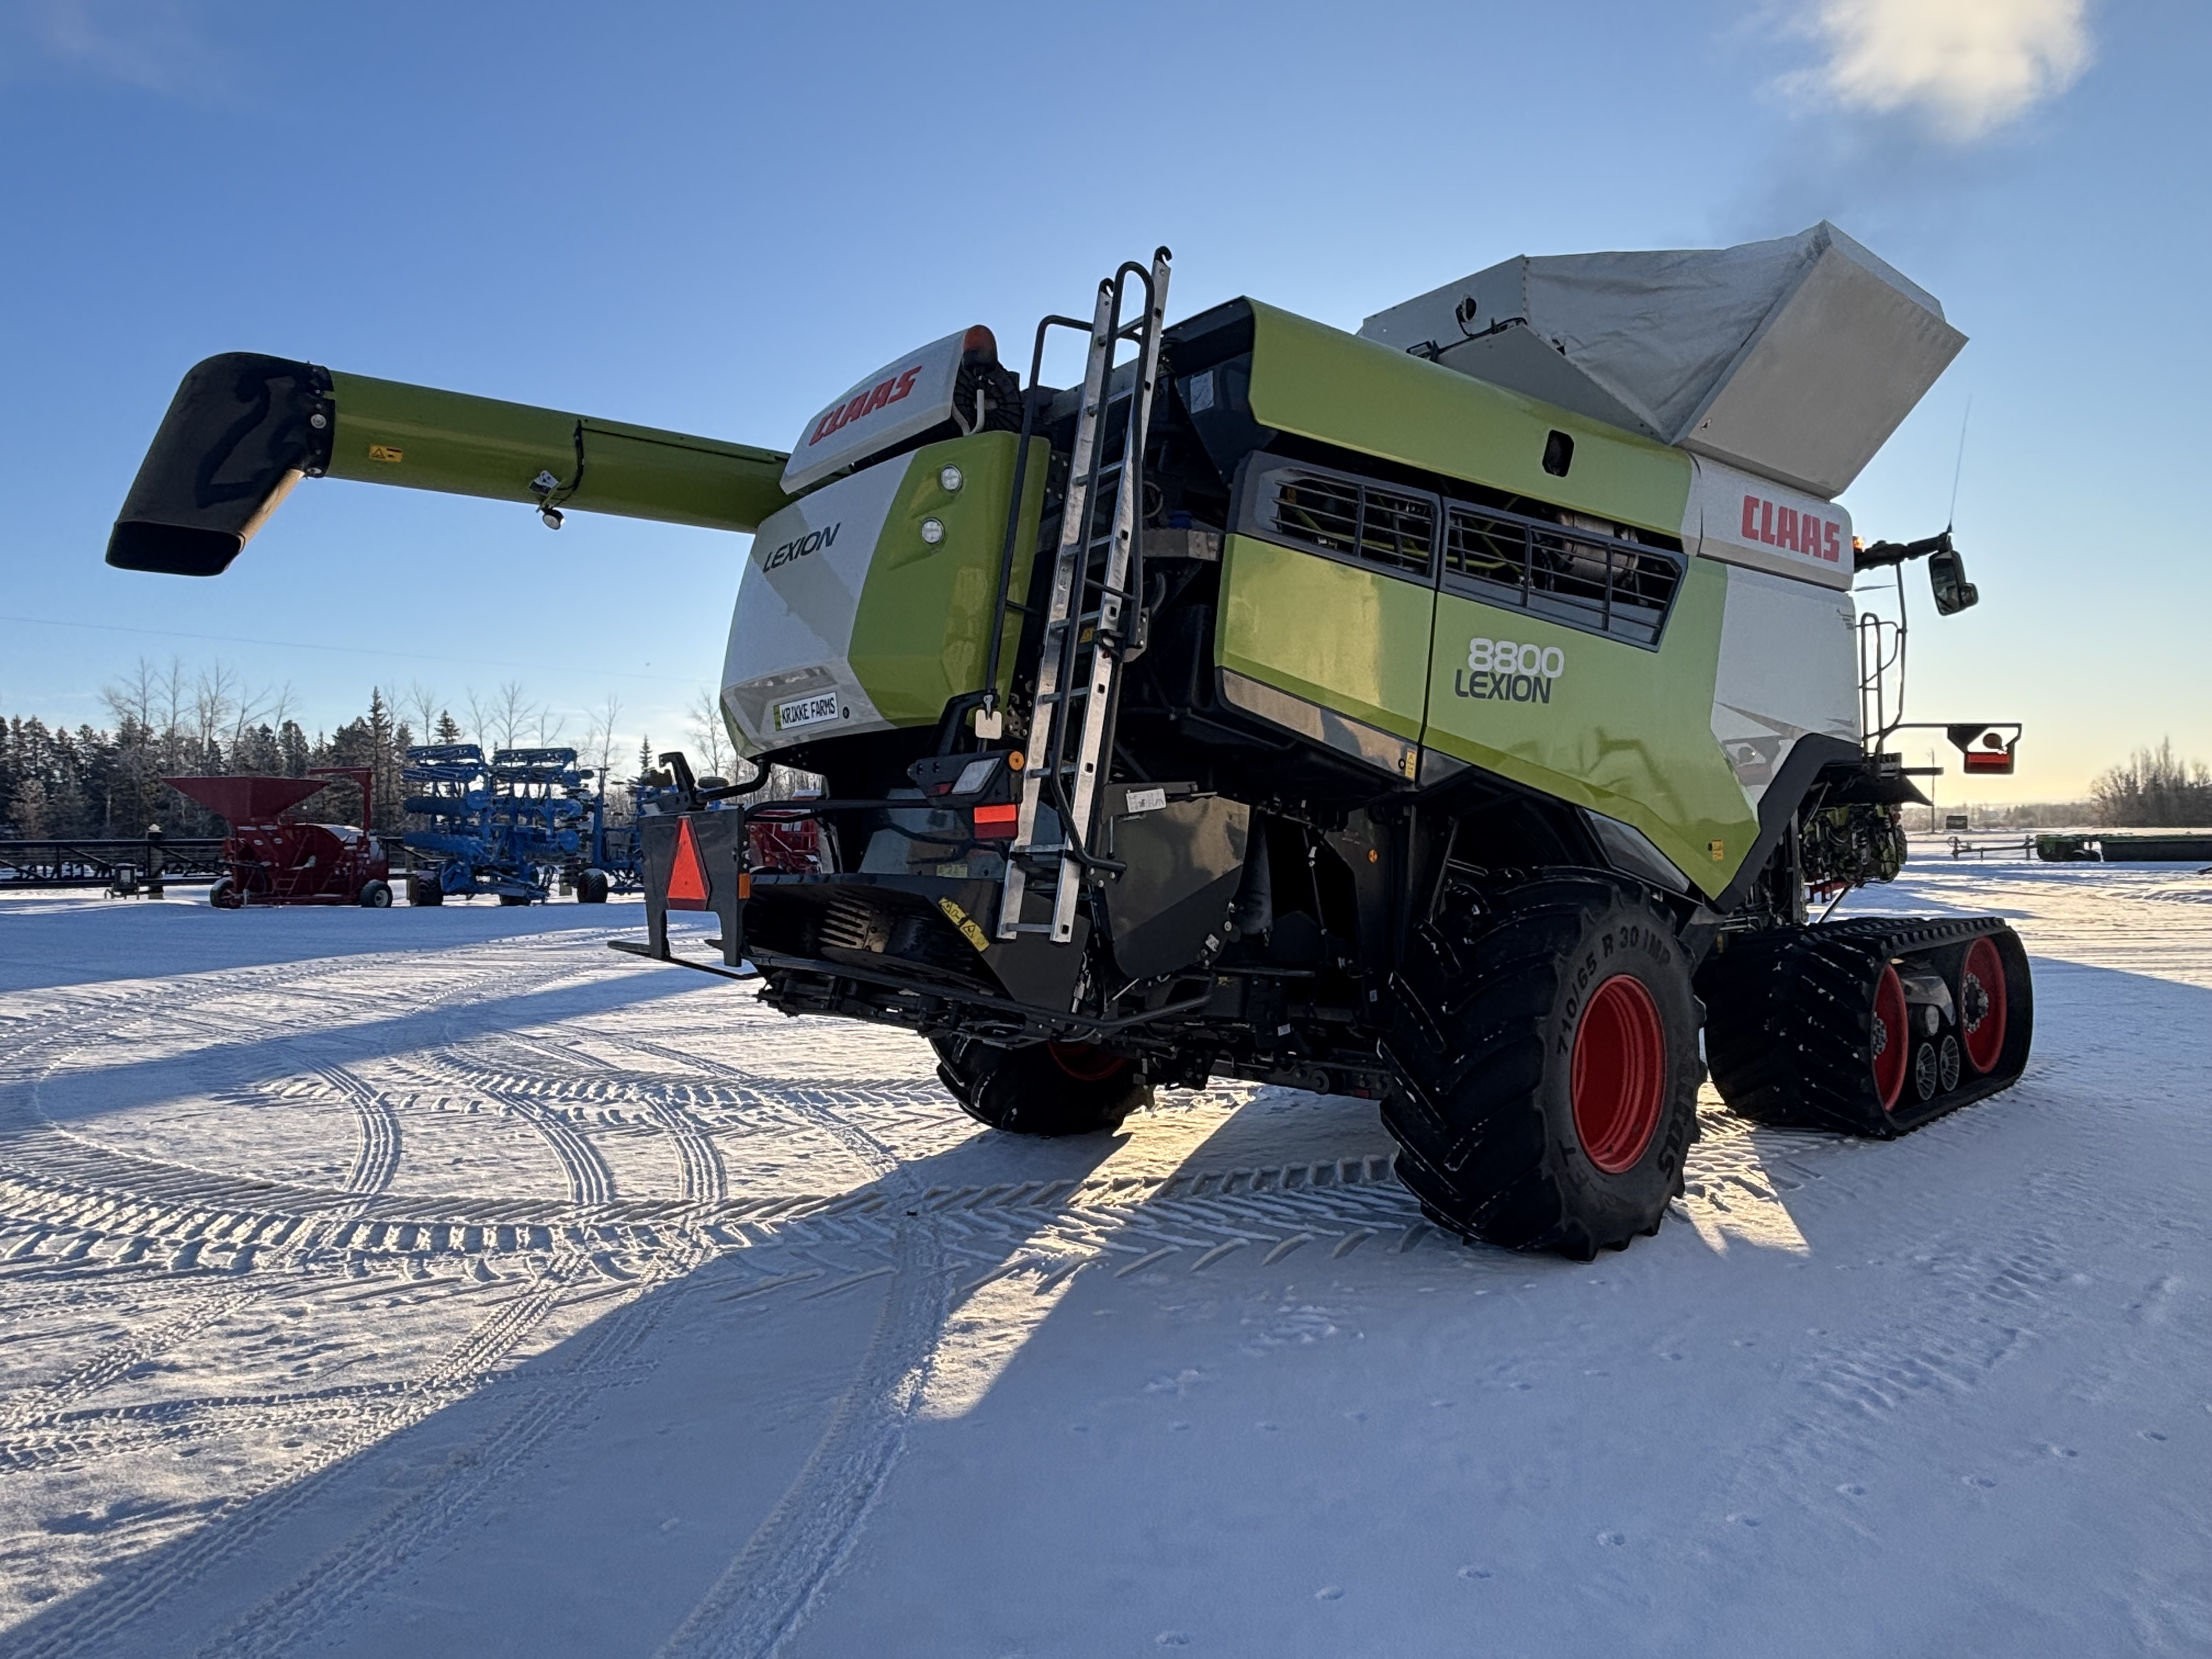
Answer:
[1700,915,2034,1137]
[1379,874,1701,1260]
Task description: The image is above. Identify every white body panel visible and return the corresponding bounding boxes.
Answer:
[1684,457,1853,591]
[1708,564,1860,808]
[720,455,911,755]
[781,328,973,494]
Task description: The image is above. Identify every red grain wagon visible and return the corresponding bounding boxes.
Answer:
[164,769,392,909]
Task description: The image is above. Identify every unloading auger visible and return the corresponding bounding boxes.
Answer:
[107,225,2033,1260]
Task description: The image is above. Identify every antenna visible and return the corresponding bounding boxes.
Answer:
[1945,395,1973,531]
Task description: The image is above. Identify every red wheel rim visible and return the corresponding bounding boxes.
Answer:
[1958,937,2007,1074]
[1870,965,1909,1111]
[1047,1042,1125,1082]
[1570,975,1666,1174]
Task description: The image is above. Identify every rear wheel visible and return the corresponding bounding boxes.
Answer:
[210,877,242,910]
[409,875,444,906]
[930,1036,1152,1136]
[358,879,393,909]
[498,894,532,907]
[1957,936,2007,1074]
[575,868,610,904]
[1381,876,1701,1260]
[1870,965,1909,1111]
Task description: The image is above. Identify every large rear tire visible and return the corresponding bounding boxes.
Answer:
[930,1036,1152,1136]
[1380,875,1701,1260]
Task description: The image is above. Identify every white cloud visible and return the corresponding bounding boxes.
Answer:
[1805,0,2093,139]
[8,0,224,97]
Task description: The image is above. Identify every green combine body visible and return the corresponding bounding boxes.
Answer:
[106,225,2034,1259]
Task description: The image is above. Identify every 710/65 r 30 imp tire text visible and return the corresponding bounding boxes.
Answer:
[1380,875,1701,1260]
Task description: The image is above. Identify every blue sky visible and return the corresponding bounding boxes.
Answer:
[1,0,2202,799]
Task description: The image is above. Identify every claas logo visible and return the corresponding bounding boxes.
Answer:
[1947,724,2019,776]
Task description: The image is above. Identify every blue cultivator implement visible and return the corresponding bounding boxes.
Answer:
[402,744,605,905]
[582,768,697,896]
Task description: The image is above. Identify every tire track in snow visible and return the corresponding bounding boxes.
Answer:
[388,1049,616,1210]
[0,1381,426,1474]
[574,1028,905,1180]
[581,1027,936,1658]
[9,1259,585,1659]
[450,1034,728,1206]
[654,1218,947,1659]
[307,1065,403,1197]
[195,1247,704,1659]
[0,1152,1429,1284]
[0,1282,257,1433]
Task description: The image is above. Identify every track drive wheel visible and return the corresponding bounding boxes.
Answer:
[1701,918,2033,1136]
[358,879,393,909]
[929,1036,1152,1136]
[1380,875,1701,1261]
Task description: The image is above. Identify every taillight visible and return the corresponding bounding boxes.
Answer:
[973,803,1018,839]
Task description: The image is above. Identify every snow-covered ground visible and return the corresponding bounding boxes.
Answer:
[0,861,2206,1657]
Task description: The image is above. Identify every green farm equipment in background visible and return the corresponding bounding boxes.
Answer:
[107,223,2032,1259]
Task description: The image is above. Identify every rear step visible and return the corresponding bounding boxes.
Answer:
[1700,915,2034,1136]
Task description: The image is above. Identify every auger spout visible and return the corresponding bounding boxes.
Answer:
[106,352,792,575]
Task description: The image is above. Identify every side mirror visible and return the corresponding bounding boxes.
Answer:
[1928,548,1979,616]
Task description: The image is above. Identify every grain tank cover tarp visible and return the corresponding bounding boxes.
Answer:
[1357,223,1965,499]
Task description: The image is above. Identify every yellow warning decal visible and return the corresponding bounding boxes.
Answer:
[936,896,991,953]
[368,444,404,463]
[1708,839,1726,862]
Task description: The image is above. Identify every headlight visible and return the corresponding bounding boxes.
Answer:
[920,517,946,545]
[939,465,963,493]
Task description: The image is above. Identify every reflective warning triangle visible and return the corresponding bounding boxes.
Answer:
[667,816,710,910]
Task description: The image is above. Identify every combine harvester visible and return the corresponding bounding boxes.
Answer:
[105,223,2032,1257]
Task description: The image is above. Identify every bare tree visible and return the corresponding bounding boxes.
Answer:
[191,661,241,760]
[583,693,624,784]
[401,681,442,741]
[687,687,731,779]
[462,681,541,755]
[262,681,297,744]
[100,657,160,734]
[156,656,189,768]
[460,687,490,751]
[2093,738,2212,828]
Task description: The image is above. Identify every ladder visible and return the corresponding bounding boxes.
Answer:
[997,249,1172,947]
